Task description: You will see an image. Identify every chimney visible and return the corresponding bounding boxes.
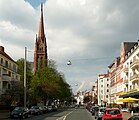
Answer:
[0,46,4,52]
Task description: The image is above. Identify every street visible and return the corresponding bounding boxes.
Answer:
[26,106,93,120]
[6,106,94,120]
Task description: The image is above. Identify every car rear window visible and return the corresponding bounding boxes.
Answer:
[94,107,99,111]
[107,110,120,115]
[100,108,105,112]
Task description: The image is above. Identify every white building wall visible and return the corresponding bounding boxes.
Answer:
[98,74,110,106]
[123,44,139,92]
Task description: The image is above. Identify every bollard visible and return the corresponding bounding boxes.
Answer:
[131,111,133,116]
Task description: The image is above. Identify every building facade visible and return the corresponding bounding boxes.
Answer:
[108,57,123,103]
[0,46,20,95]
[34,4,48,73]
[97,73,110,106]
[122,41,139,98]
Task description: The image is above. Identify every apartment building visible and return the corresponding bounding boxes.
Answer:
[122,41,139,98]
[108,57,124,103]
[0,46,20,95]
[97,73,110,106]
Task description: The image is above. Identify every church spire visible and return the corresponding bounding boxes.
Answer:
[38,3,45,39]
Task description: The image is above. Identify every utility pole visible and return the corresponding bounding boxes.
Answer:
[24,47,27,108]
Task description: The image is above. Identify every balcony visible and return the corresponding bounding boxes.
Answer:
[130,74,139,83]
[130,59,139,69]
[124,79,128,85]
[2,74,11,81]
[11,78,19,81]
[123,67,128,74]
[0,88,7,94]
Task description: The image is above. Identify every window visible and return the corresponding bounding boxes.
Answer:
[8,84,10,89]
[1,58,3,64]
[101,85,103,87]
[9,63,11,69]
[0,68,1,76]
[107,84,109,87]
[8,71,11,77]
[5,60,8,68]
[107,89,109,92]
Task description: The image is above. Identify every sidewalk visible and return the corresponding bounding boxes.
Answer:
[122,111,139,120]
[0,111,10,120]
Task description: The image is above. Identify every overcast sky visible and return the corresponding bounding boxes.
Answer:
[1,0,139,94]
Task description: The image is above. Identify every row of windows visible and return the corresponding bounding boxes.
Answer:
[101,84,109,87]
[101,89,109,93]
[100,78,109,82]
[0,67,19,80]
[0,58,17,72]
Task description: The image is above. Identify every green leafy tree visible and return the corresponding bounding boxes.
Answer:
[30,60,71,105]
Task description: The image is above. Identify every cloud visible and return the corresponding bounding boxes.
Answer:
[1,0,139,93]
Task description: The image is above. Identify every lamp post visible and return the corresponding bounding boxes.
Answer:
[24,47,27,108]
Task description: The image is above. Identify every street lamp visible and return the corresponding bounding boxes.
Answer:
[24,47,27,108]
[67,60,72,65]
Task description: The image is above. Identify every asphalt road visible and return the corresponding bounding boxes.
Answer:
[22,106,94,120]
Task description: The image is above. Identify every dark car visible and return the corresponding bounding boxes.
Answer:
[52,105,57,112]
[91,106,99,115]
[39,106,48,114]
[30,106,42,115]
[128,115,139,120]
[10,106,30,119]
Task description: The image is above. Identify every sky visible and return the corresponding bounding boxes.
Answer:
[1,0,139,94]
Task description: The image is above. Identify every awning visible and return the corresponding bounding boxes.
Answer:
[119,91,139,98]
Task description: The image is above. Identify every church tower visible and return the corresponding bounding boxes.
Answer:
[34,3,48,73]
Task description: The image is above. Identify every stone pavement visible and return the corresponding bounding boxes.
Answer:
[122,111,139,120]
[0,112,10,120]
[122,112,132,120]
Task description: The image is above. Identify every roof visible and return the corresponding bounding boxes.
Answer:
[0,46,16,64]
[106,108,119,110]
[123,42,138,55]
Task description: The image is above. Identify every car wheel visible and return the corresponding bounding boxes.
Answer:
[23,115,25,119]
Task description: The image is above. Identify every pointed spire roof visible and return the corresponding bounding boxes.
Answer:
[38,3,45,39]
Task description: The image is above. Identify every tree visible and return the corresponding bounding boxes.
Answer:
[30,60,72,105]
[83,96,91,103]
[16,58,33,87]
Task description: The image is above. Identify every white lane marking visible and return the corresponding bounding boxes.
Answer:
[56,111,74,120]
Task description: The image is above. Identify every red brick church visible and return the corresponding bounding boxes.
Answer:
[34,4,48,73]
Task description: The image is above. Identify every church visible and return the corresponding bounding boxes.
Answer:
[34,4,48,73]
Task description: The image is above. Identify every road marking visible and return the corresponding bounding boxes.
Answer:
[56,111,73,120]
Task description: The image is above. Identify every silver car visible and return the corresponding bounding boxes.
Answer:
[95,107,106,120]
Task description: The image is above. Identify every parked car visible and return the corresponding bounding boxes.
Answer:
[91,106,99,115]
[39,106,48,114]
[30,106,42,115]
[10,106,30,119]
[102,108,123,120]
[95,107,106,120]
[86,104,93,111]
[47,106,52,112]
[128,115,139,120]
[52,105,57,112]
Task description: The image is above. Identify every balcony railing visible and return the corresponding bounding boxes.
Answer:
[11,78,20,81]
[2,74,11,81]
[130,74,139,83]
[130,59,139,69]
[124,79,128,84]
[123,67,128,73]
